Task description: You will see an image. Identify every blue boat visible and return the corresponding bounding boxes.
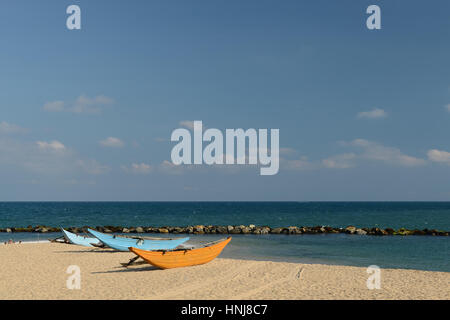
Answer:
[87,228,189,252]
[61,228,102,247]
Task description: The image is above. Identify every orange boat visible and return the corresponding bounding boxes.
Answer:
[128,237,231,269]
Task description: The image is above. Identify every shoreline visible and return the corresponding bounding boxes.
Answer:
[0,243,448,299]
[1,241,447,273]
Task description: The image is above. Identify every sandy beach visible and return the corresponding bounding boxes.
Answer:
[0,242,448,300]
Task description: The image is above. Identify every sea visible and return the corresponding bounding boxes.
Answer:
[0,202,449,272]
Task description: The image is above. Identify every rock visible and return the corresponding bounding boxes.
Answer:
[324,226,337,233]
[216,226,227,234]
[395,228,412,236]
[229,226,242,234]
[173,227,184,234]
[356,228,367,235]
[288,226,300,234]
[135,227,144,233]
[194,225,204,233]
[345,226,357,234]
[270,227,283,234]
[252,227,266,234]
[204,226,213,233]
[369,228,387,236]
[306,227,318,234]
[241,227,251,234]
[4,224,445,237]
[260,227,270,234]
[109,226,121,233]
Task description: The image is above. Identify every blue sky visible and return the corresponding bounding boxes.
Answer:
[0,0,449,200]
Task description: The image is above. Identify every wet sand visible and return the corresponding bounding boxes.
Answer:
[0,243,448,300]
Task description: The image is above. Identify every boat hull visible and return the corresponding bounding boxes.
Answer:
[61,228,101,247]
[87,228,189,252]
[129,237,231,269]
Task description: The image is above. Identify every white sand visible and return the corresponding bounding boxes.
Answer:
[0,243,448,300]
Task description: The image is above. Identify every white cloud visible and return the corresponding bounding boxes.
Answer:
[122,163,153,174]
[99,137,124,148]
[282,156,315,171]
[159,160,192,175]
[0,121,28,134]
[179,120,205,132]
[72,95,114,114]
[43,101,65,112]
[179,120,196,130]
[36,140,66,151]
[76,159,110,175]
[0,136,109,177]
[322,153,356,169]
[346,139,425,167]
[357,108,387,119]
[427,149,450,164]
[43,95,114,114]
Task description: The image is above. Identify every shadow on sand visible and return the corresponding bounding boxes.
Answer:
[54,249,123,254]
[92,264,159,274]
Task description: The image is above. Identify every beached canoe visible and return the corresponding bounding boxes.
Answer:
[61,228,102,247]
[129,237,231,269]
[87,228,189,252]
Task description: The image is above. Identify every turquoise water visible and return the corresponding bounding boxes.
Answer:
[0,202,449,272]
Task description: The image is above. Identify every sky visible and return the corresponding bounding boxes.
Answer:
[0,0,449,201]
